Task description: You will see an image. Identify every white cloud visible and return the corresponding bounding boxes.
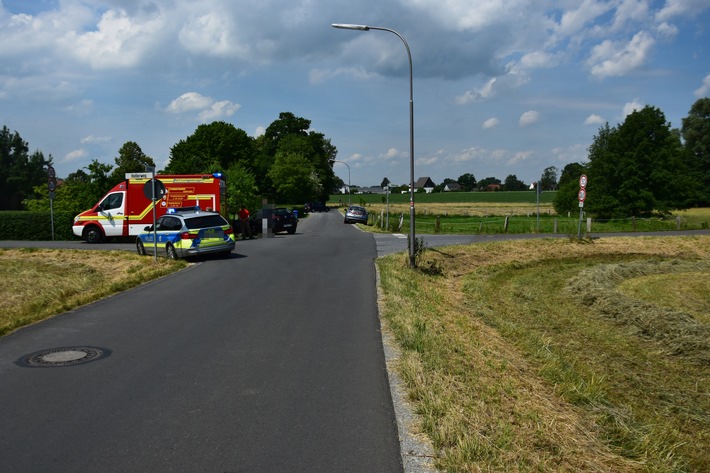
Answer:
[254,126,266,137]
[695,74,710,97]
[656,0,710,22]
[81,135,111,144]
[519,111,540,127]
[166,92,213,113]
[588,31,655,78]
[623,100,645,117]
[584,114,605,125]
[198,100,241,121]
[62,148,88,163]
[62,8,166,70]
[482,117,499,129]
[455,78,497,105]
[165,92,239,121]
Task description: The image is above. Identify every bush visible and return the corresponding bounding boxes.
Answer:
[0,211,78,241]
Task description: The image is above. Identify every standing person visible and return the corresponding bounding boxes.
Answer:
[238,207,252,239]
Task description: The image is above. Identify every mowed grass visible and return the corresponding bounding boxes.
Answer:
[377,236,710,472]
[0,248,187,336]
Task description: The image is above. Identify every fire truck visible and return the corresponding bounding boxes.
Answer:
[72,173,225,243]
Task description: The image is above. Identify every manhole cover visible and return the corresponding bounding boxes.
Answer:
[17,346,111,368]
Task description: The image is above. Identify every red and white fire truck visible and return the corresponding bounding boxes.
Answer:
[72,173,225,243]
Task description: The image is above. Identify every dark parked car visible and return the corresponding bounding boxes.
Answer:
[305,202,328,213]
[344,205,368,224]
[249,207,298,234]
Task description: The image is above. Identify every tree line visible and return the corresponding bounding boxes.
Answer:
[553,98,709,218]
[1,112,337,218]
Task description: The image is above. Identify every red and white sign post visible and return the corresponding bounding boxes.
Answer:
[577,174,587,239]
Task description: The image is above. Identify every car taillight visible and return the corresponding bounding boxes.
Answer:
[224,227,233,235]
[180,231,197,239]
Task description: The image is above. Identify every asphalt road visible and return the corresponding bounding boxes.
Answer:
[0,212,404,473]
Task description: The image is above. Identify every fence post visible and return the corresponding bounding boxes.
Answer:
[676,216,681,230]
[554,218,558,234]
[587,217,592,233]
[435,216,440,233]
[504,216,509,232]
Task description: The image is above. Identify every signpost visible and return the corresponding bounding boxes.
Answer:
[47,165,56,240]
[577,174,587,239]
[130,169,165,262]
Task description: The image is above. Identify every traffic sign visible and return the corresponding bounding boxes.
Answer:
[579,174,587,189]
[143,178,166,201]
[578,188,586,202]
[47,165,56,179]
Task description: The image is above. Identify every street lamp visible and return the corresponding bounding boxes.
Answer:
[332,23,416,267]
[333,160,351,207]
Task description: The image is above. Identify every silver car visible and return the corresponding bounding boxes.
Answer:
[344,205,368,224]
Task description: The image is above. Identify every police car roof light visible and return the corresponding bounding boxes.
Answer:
[167,205,201,214]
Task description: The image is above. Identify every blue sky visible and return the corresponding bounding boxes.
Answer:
[1,0,709,188]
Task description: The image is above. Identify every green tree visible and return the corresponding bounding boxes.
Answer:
[587,106,693,218]
[380,177,390,189]
[477,177,501,191]
[0,126,51,210]
[267,151,319,203]
[109,141,155,184]
[255,112,336,202]
[502,174,527,191]
[553,162,588,215]
[224,162,260,219]
[457,173,476,191]
[681,97,710,205]
[540,166,558,191]
[25,160,114,214]
[165,121,254,174]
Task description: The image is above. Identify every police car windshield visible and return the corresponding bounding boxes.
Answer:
[185,214,228,229]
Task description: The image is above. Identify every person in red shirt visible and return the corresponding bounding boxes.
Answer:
[238,207,252,239]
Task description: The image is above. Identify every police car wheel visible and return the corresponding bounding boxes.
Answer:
[166,244,178,259]
[136,239,146,256]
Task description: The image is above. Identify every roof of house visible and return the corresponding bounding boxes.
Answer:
[414,177,436,188]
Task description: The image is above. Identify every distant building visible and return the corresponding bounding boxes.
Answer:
[412,177,436,193]
[444,182,461,192]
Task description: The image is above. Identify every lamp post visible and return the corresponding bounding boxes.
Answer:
[332,23,416,267]
[333,160,351,207]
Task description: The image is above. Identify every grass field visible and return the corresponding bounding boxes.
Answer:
[377,235,710,472]
[328,193,710,234]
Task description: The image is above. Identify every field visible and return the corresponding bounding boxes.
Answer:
[377,235,710,472]
[329,192,710,234]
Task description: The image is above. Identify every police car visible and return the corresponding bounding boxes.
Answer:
[136,207,235,259]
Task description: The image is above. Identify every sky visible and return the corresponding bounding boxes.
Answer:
[1,0,709,188]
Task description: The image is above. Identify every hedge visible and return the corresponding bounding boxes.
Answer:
[0,211,79,241]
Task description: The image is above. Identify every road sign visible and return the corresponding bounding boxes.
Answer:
[143,178,166,201]
[578,188,586,202]
[579,174,587,189]
[127,172,154,180]
[47,165,56,179]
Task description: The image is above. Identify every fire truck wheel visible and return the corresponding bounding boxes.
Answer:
[83,225,103,244]
[136,239,146,256]
[166,243,178,260]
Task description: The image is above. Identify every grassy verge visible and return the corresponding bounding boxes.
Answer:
[360,206,710,234]
[0,248,187,336]
[377,236,710,472]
